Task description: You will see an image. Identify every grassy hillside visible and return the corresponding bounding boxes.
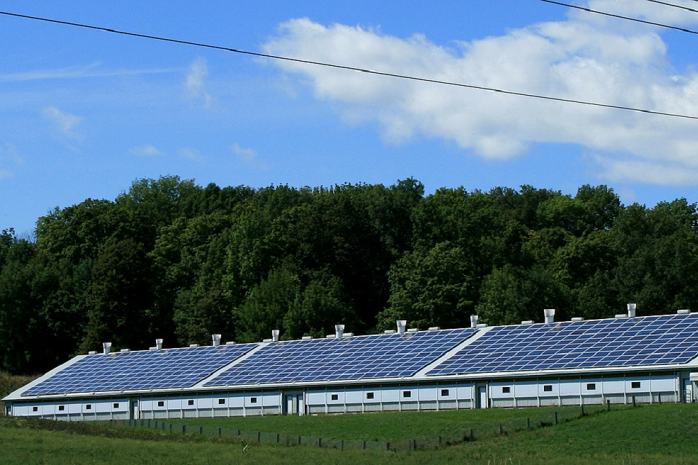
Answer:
[2,403,698,464]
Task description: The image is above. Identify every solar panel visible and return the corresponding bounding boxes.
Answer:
[205,328,475,387]
[427,313,698,376]
[22,344,257,396]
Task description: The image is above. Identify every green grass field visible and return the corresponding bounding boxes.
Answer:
[2,403,698,464]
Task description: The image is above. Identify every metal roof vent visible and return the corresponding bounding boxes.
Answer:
[88,351,97,355]
[102,342,112,355]
[470,315,479,328]
[627,303,637,318]
[156,339,163,350]
[212,334,222,347]
[678,309,691,315]
[120,348,130,353]
[396,320,407,335]
[407,328,418,333]
[521,320,534,325]
[335,324,345,339]
[615,314,628,319]
[342,332,354,338]
[190,344,199,348]
[383,329,396,334]
[272,329,280,342]
[476,323,488,328]
[428,326,441,331]
[571,317,584,322]
[225,341,236,345]
[301,335,313,340]
[544,309,555,325]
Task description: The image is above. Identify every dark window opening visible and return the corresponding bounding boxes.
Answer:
[366,392,375,400]
[58,405,65,411]
[250,397,257,404]
[543,385,553,392]
[218,399,225,405]
[113,403,119,409]
[403,391,412,398]
[502,386,511,394]
[631,381,641,389]
[85,404,92,410]
[441,389,450,397]
[587,383,596,391]
[157,401,165,407]
[187,400,194,406]
[32,406,38,412]
[331,394,339,401]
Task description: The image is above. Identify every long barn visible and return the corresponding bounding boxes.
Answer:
[4,305,698,420]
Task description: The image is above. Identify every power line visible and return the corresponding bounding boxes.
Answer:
[540,0,698,35]
[643,0,698,14]
[1,10,698,122]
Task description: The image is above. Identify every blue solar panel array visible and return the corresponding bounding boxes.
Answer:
[22,344,256,396]
[427,313,698,376]
[205,329,475,387]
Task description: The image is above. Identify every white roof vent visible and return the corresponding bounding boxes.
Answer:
[678,309,691,315]
[301,335,313,340]
[102,342,112,355]
[627,303,637,318]
[335,324,345,339]
[212,334,222,347]
[521,320,534,325]
[396,320,407,335]
[342,332,354,338]
[225,341,236,345]
[189,344,199,348]
[262,338,272,342]
[407,328,418,333]
[156,339,163,350]
[615,314,627,319]
[476,323,488,328]
[470,315,479,328]
[544,309,555,325]
[120,348,130,353]
[428,326,441,331]
[383,329,396,334]
[571,317,584,322]
[272,329,280,342]
[88,351,97,355]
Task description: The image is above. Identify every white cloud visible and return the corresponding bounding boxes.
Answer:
[261,2,698,184]
[230,143,267,169]
[179,148,203,161]
[0,144,24,180]
[185,57,213,107]
[42,106,83,140]
[131,144,163,157]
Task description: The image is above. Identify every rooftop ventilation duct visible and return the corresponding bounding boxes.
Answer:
[156,339,163,350]
[102,342,112,355]
[521,320,534,325]
[428,326,441,331]
[470,315,479,328]
[627,303,637,318]
[396,320,407,335]
[571,317,584,322]
[272,329,280,342]
[544,309,555,325]
[678,309,691,315]
[335,324,345,339]
[88,351,97,355]
[212,334,221,347]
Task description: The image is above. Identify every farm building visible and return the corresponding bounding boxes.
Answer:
[5,305,698,421]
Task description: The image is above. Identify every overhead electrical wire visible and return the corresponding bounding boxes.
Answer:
[540,0,698,35]
[643,0,698,14]
[1,10,697,122]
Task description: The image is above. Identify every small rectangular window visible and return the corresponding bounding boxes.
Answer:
[403,391,412,398]
[502,386,511,394]
[631,381,641,389]
[587,383,596,391]
[331,394,339,401]
[440,389,450,397]
[32,406,38,412]
[250,397,257,404]
[113,403,119,409]
[157,401,165,407]
[366,392,374,400]
[543,385,553,392]
[187,400,194,406]
[218,399,225,405]
[58,405,65,411]
[85,404,92,410]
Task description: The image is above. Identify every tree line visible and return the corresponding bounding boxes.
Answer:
[1,176,697,375]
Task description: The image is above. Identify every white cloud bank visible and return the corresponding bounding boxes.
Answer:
[261,0,698,185]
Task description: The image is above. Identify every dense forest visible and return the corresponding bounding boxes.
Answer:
[1,176,698,375]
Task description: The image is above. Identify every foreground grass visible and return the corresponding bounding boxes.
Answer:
[3,403,698,464]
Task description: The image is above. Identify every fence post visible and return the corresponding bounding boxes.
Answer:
[318,437,322,448]
[182,425,186,434]
[385,441,388,451]
[527,417,530,428]
[607,399,611,412]
[199,426,203,435]
[218,427,222,438]
[276,433,280,444]
[341,440,345,451]
[499,423,503,435]
[257,431,261,444]
[581,403,585,416]
[362,440,366,450]
[632,395,636,408]
[470,428,474,440]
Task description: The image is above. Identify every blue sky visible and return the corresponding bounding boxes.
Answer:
[1,1,698,236]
